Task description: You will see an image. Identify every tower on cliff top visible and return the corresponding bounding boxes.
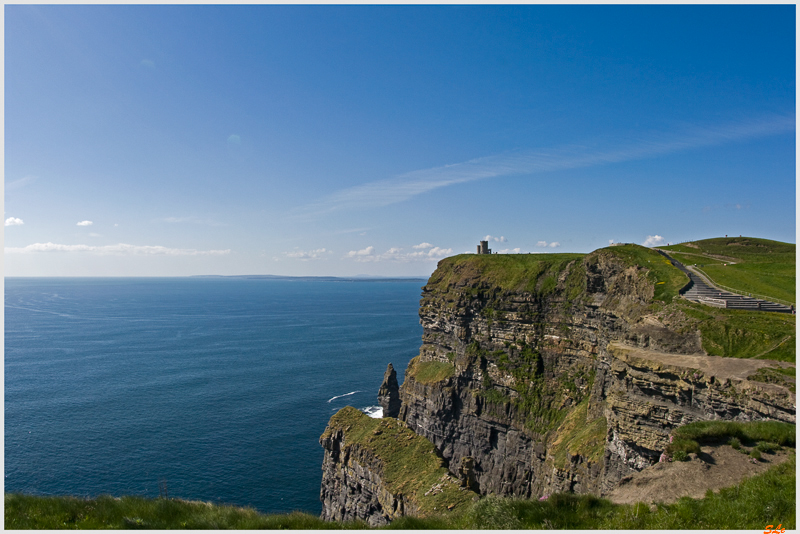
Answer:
[477,240,491,255]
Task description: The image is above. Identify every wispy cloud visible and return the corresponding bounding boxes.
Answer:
[5,217,24,227]
[413,242,434,249]
[345,245,453,263]
[295,114,794,218]
[496,247,522,254]
[5,176,37,191]
[6,243,231,256]
[484,235,507,243]
[283,248,332,261]
[642,235,665,247]
[76,220,93,226]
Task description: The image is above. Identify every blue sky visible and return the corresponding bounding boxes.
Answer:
[5,5,796,277]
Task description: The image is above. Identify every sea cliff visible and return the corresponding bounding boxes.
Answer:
[320,244,795,523]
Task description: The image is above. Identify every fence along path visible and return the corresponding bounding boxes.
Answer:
[656,250,794,314]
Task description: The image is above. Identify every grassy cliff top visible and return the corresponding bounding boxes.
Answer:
[426,244,688,303]
[426,252,585,295]
[596,244,688,302]
[662,237,795,260]
[322,407,477,515]
[662,237,795,304]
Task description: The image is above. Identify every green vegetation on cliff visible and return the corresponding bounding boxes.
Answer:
[406,356,455,384]
[675,301,795,362]
[671,420,795,448]
[600,244,689,302]
[469,341,595,437]
[425,253,585,298]
[548,399,607,469]
[321,407,476,516]
[662,237,795,305]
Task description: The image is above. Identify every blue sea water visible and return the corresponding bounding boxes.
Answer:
[5,277,424,515]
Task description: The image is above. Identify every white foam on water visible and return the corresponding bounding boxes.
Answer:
[327,390,361,403]
[361,406,383,418]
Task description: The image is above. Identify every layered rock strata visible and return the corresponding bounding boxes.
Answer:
[320,245,796,522]
[396,248,795,498]
[319,407,477,526]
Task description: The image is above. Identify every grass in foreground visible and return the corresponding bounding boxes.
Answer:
[391,456,795,530]
[8,457,794,529]
[3,494,363,529]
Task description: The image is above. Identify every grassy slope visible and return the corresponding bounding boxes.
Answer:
[600,244,689,302]
[8,455,794,529]
[406,356,455,384]
[677,300,796,362]
[662,237,796,304]
[320,407,476,516]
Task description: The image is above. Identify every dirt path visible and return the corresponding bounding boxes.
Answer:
[604,444,795,505]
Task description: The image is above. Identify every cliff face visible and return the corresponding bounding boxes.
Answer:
[396,247,795,498]
[319,407,478,526]
[320,245,795,522]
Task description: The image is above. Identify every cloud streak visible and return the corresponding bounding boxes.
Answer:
[6,243,231,256]
[296,114,794,217]
[283,248,332,260]
[5,176,36,191]
[345,245,453,263]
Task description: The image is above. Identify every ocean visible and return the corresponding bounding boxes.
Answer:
[4,277,424,515]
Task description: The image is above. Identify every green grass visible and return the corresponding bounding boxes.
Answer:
[666,438,701,457]
[407,357,455,384]
[7,456,795,530]
[601,244,689,302]
[424,253,585,298]
[391,456,796,529]
[663,237,795,305]
[548,399,607,469]
[320,407,477,516]
[676,301,796,362]
[671,420,795,447]
[4,493,361,529]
